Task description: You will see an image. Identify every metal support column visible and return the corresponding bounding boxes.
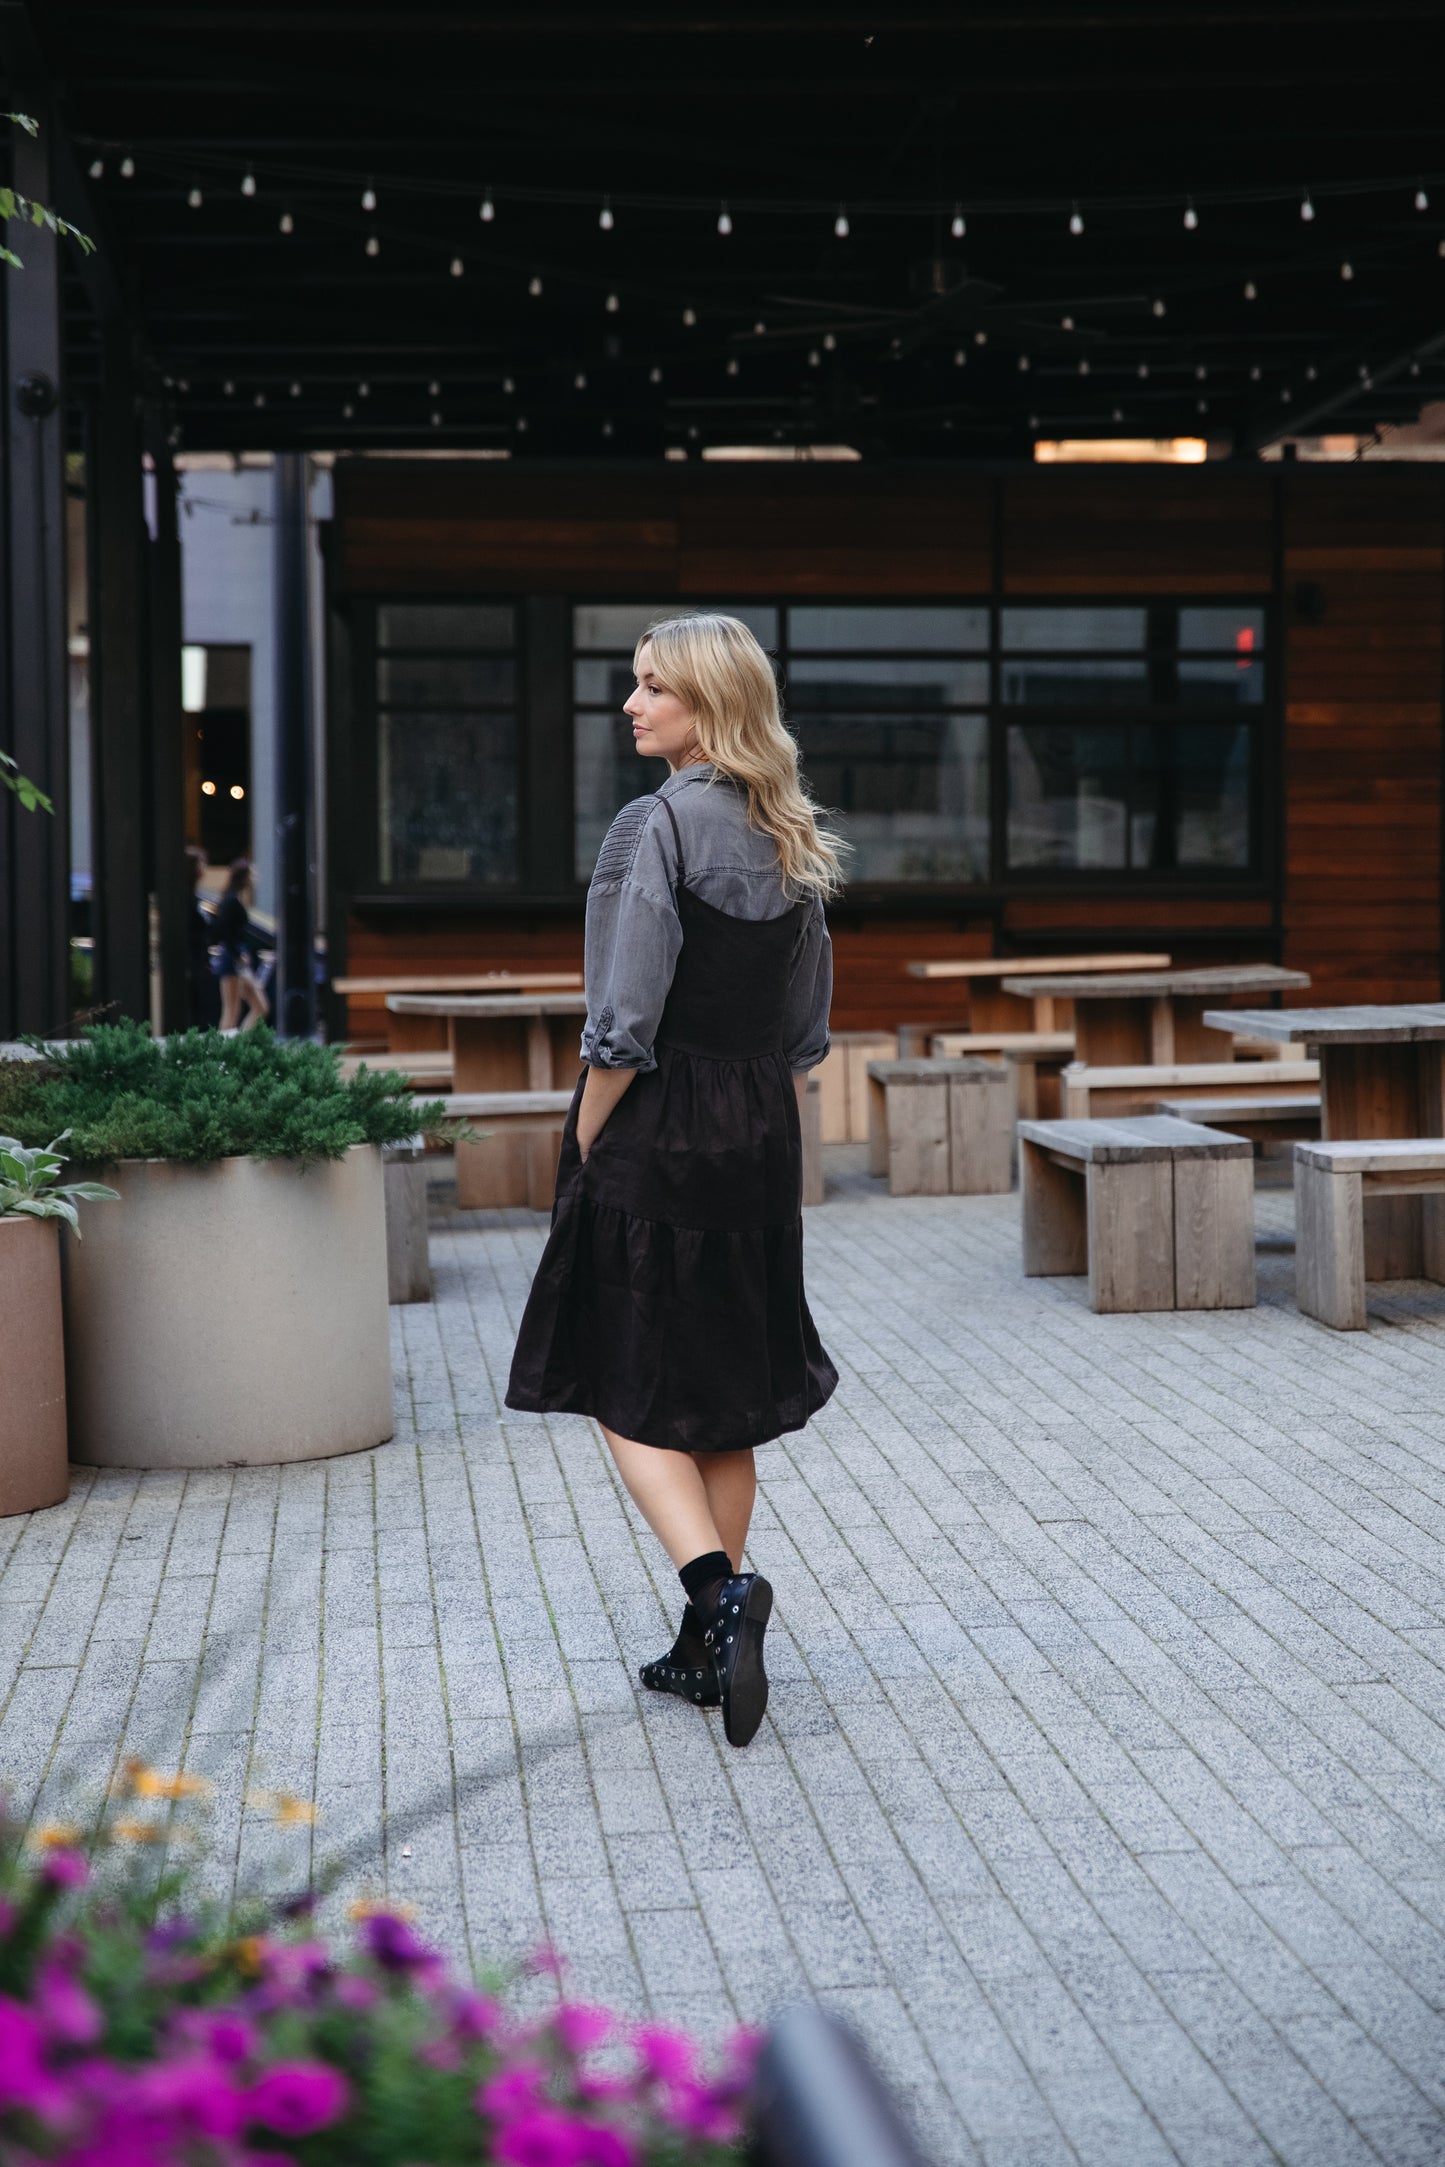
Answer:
[273,451,314,1036]
[88,321,148,1020]
[146,425,188,1029]
[1,98,70,1036]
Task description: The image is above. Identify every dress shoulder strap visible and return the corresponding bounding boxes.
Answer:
[655,791,686,886]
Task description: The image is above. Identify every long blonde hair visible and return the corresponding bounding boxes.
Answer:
[636,613,846,898]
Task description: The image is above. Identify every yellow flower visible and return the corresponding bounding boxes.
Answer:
[271,1792,318,1826]
[131,1768,213,1802]
[110,1817,165,1845]
[232,1935,268,1976]
[348,1896,417,1922]
[29,1822,84,1851]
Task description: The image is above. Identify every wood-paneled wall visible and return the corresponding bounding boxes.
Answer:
[333,460,1445,1029]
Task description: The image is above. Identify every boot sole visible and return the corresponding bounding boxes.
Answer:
[722,1577,773,1748]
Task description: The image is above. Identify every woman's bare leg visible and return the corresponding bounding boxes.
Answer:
[238,970,269,1030]
[695,1449,756,1572]
[219,977,241,1030]
[600,1425,724,1568]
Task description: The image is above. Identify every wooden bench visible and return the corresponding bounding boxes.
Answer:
[1019,1114,1256,1314]
[866,1058,1013,1197]
[929,1031,1076,1120]
[1154,1093,1321,1144]
[817,1031,897,1143]
[339,1047,455,1089]
[1295,1138,1445,1329]
[1062,1058,1319,1120]
[382,1136,432,1305]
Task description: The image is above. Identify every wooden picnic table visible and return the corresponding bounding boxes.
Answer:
[904,951,1170,1033]
[389,992,588,1207]
[335,971,584,1052]
[1002,963,1311,1067]
[1204,1003,1445,1280]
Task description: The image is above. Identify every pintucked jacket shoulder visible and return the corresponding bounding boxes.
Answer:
[580,765,833,1075]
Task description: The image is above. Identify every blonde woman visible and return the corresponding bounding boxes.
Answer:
[507,614,841,1748]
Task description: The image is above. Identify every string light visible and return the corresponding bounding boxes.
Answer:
[1137,362,1149,379]
[1281,387,1292,402]
[951,205,966,238]
[450,256,463,276]
[953,349,966,366]
[682,306,697,326]
[358,381,370,397]
[726,357,739,375]
[717,201,732,235]
[222,380,235,395]
[1061,315,1074,331]
[241,169,255,197]
[1196,363,1208,380]
[1197,396,1208,413]
[119,155,135,179]
[279,211,293,234]
[1152,298,1166,317]
[808,349,821,367]
[574,370,587,389]
[1077,356,1089,375]
[1068,202,1084,236]
[649,365,662,383]
[1018,353,1031,371]
[365,234,380,256]
[1300,191,1315,221]
[342,402,354,418]
[88,157,103,178]
[1305,364,1317,381]
[602,419,614,438]
[753,320,767,335]
[1415,183,1429,212]
[361,183,377,212]
[605,291,619,312]
[823,332,837,351]
[428,379,440,395]
[1111,406,1123,422]
[528,274,543,296]
[1027,414,1039,430]
[1410,358,1421,376]
[502,377,515,394]
[1183,198,1198,230]
[1243,279,1257,300]
[431,410,442,427]
[289,381,301,397]
[479,192,495,222]
[1340,260,1354,279]
[974,329,987,345]
[1249,363,1261,381]
[253,391,266,407]
[833,205,850,238]
[599,198,614,231]
[188,186,203,208]
[1439,238,1445,257]
[516,416,528,433]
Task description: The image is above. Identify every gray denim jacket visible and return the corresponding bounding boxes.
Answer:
[581,764,832,1075]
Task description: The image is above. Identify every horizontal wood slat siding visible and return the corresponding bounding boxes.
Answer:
[331,463,1445,1029]
[1282,471,1444,1007]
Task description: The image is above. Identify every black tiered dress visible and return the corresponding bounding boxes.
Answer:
[505,796,837,1453]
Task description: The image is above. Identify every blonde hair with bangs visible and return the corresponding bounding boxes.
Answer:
[636,614,846,898]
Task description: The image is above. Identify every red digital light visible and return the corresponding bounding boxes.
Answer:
[1235,626,1255,653]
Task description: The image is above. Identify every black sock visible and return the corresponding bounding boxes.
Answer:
[678,1549,733,1621]
[662,1602,705,1662]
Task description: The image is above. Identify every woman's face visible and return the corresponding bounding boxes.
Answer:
[624,644,701,770]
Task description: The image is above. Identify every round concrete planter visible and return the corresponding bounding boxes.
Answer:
[62,1144,393,1470]
[0,1216,70,1515]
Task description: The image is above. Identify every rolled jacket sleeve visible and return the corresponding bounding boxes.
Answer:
[783,895,833,1072]
[580,799,682,1073]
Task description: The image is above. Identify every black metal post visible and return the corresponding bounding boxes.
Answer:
[146,424,188,1030]
[273,451,315,1036]
[1,96,71,1037]
[88,322,149,1021]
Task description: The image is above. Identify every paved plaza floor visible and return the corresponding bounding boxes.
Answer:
[7,1154,1445,2165]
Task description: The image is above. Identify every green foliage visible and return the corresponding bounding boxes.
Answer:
[1,747,53,815]
[2,111,94,271]
[0,1131,118,1235]
[0,1020,445,1168]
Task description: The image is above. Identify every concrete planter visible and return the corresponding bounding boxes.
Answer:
[0,1217,70,1515]
[62,1145,393,1470]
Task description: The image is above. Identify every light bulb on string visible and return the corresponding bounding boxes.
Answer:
[342,403,354,419]
[516,416,528,433]
[1068,202,1084,236]
[1415,184,1429,212]
[682,306,697,326]
[223,380,235,396]
[365,234,379,256]
[717,201,732,235]
[808,349,821,367]
[1060,315,1074,331]
[602,419,614,438]
[241,169,255,197]
[1027,414,1039,431]
[1249,364,1261,381]
[833,205,850,238]
[1281,387,1292,403]
[1183,198,1198,230]
[431,411,442,427]
[188,186,203,208]
[88,157,103,179]
[1196,363,1207,380]
[450,256,463,277]
[358,381,370,397]
[823,332,837,351]
[1244,279,1257,300]
[289,381,301,398]
[951,205,966,238]
[1340,260,1354,280]
[120,155,135,179]
[649,365,662,384]
[1152,297,1166,317]
[1439,238,1445,257]
[502,377,515,394]
[1410,358,1421,376]
[361,183,377,212]
[974,328,987,345]
[1077,357,1089,375]
[599,198,614,231]
[279,211,293,234]
[1300,191,1315,221]
[528,274,543,296]
[1305,364,1317,381]
[574,370,587,390]
[726,357,739,376]
[428,379,440,396]
[753,320,767,335]
[605,291,619,312]
[1018,353,1030,371]
[253,392,266,408]
[1137,362,1149,379]
[479,192,495,222]
[953,349,966,366]
[1111,406,1123,422]
[1197,396,1209,413]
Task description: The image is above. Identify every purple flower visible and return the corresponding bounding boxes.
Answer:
[40,1848,89,1890]
[144,1915,198,1953]
[333,1972,379,2012]
[450,1988,501,2041]
[360,1909,431,1972]
[661,2079,741,2144]
[129,2055,246,2141]
[633,2024,697,2087]
[246,2059,350,2137]
[0,1996,64,2118]
[552,2003,613,2056]
[35,1960,102,2046]
[495,2108,613,2167]
[172,2009,257,2067]
[477,2063,547,2120]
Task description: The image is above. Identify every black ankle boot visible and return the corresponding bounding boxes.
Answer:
[700,1573,773,1748]
[639,1604,720,1707]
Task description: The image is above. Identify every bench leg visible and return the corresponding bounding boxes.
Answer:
[866,1073,889,1179]
[456,1133,532,1208]
[1296,1159,1365,1329]
[1086,1159,1175,1312]
[1173,1153,1256,1310]
[886,1077,950,1196]
[383,1155,432,1304]
[525,1127,564,1213]
[1020,1139,1088,1276]
[1423,1195,1445,1285]
[948,1072,1014,1195]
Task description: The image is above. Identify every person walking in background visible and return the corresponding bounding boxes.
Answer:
[185,846,221,1029]
[507,614,841,1748]
[213,858,269,1032]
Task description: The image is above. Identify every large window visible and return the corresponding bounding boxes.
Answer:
[375,603,518,885]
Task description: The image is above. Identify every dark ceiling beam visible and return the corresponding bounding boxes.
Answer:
[52,3,1445,26]
[1247,324,1445,450]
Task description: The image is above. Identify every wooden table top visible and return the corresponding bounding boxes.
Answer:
[1002,963,1311,1000]
[1203,1003,1445,1045]
[907,951,1169,982]
[335,973,582,994]
[387,992,590,1018]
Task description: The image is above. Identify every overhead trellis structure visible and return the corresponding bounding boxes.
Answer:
[10,0,1445,457]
